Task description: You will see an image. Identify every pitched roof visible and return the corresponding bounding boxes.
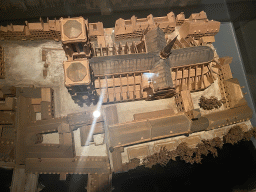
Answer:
[145,27,166,53]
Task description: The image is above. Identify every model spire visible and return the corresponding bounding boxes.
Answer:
[160,35,178,59]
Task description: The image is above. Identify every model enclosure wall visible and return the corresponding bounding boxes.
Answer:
[0,19,104,41]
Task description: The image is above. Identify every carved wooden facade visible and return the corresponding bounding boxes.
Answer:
[178,11,220,41]
[114,12,176,40]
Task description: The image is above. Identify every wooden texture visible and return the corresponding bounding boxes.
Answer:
[1,125,15,139]
[90,54,154,76]
[41,101,52,120]
[108,113,191,148]
[224,78,244,108]
[80,122,104,146]
[0,97,15,110]
[67,111,104,129]
[128,146,149,160]
[204,104,252,130]
[0,111,15,124]
[154,141,178,152]
[25,156,110,174]
[114,12,176,40]
[60,17,87,43]
[16,96,30,165]
[87,173,111,192]
[92,41,146,57]
[171,61,216,92]
[0,19,103,42]
[88,22,104,38]
[41,88,53,102]
[10,167,26,192]
[97,35,106,47]
[31,98,42,105]
[111,147,124,173]
[145,27,166,53]
[178,12,220,40]
[104,105,119,125]
[32,105,41,113]
[133,109,175,121]
[63,60,91,87]
[179,90,194,112]
[19,116,73,160]
[95,72,147,103]
[0,46,4,79]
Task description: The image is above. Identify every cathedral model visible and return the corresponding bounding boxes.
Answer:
[0,10,254,191]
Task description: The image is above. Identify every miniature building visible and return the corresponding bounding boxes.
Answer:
[0,11,221,106]
[189,11,207,21]
[16,87,54,122]
[114,12,176,40]
[60,17,88,44]
[216,56,233,80]
[88,22,104,41]
[178,11,220,41]
[176,12,185,26]
[69,24,217,105]
[60,16,98,106]
[63,60,91,87]
[0,19,99,42]
[60,17,92,61]
[108,112,192,149]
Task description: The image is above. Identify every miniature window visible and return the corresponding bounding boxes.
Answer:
[93,24,97,31]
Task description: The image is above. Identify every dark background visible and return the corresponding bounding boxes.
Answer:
[112,140,256,192]
[0,0,256,191]
[2,140,256,191]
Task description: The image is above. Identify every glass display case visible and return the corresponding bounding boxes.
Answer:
[0,1,256,191]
